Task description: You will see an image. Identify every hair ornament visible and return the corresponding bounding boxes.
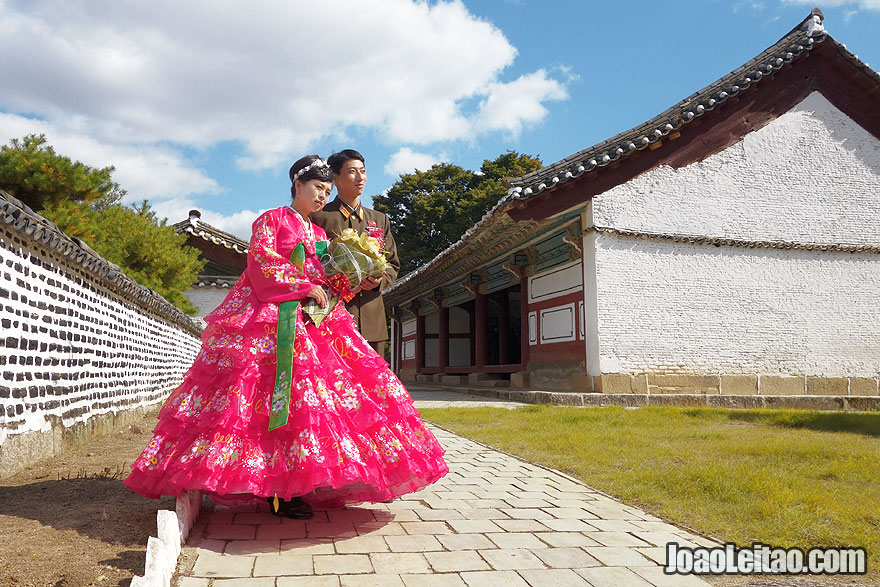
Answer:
[292,158,330,181]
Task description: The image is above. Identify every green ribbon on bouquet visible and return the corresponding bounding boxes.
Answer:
[268,240,330,431]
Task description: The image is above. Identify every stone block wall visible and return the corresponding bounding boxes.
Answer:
[184,285,232,318]
[0,192,203,477]
[594,373,879,397]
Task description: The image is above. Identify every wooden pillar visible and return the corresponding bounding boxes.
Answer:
[520,274,530,367]
[415,314,425,374]
[438,306,449,371]
[389,318,397,373]
[468,302,476,368]
[474,292,487,371]
[395,309,405,374]
[498,291,509,365]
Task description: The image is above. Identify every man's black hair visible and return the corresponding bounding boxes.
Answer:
[327,149,365,175]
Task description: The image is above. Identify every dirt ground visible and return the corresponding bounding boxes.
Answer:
[0,409,173,587]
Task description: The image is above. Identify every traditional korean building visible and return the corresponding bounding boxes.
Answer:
[384,10,880,400]
[173,210,248,318]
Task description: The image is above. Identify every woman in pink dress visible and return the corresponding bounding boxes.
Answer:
[123,155,448,518]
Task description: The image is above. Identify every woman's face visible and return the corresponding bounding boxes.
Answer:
[295,179,332,213]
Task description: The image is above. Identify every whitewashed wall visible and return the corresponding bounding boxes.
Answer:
[593,93,880,244]
[587,92,880,377]
[0,208,202,463]
[592,235,880,376]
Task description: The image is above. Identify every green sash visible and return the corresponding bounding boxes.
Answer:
[268,240,329,430]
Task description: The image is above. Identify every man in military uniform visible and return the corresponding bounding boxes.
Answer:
[312,149,400,356]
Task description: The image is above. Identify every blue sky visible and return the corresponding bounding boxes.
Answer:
[2,1,878,239]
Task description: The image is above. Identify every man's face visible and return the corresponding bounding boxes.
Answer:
[334,159,367,199]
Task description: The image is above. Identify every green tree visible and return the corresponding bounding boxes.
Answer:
[373,151,542,274]
[42,199,204,314]
[0,134,124,210]
[0,134,204,314]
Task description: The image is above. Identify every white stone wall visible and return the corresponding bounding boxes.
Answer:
[592,92,880,244]
[0,227,202,445]
[586,92,880,378]
[590,229,880,377]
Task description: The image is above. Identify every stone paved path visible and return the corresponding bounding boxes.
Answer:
[173,391,714,586]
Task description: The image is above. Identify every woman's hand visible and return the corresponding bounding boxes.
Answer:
[306,285,328,308]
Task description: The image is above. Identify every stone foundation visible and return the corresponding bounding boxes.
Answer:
[591,373,879,397]
[527,360,587,391]
[0,403,158,479]
[401,368,879,406]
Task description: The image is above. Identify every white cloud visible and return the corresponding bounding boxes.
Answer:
[476,69,569,136]
[150,197,261,241]
[0,0,571,184]
[197,208,264,241]
[384,148,444,176]
[0,113,220,201]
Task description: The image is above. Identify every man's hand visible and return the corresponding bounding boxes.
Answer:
[358,274,383,291]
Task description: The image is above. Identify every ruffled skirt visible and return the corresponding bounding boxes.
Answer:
[123,301,448,505]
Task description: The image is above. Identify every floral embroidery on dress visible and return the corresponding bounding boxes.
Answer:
[251,331,276,355]
[124,206,448,505]
[179,437,211,464]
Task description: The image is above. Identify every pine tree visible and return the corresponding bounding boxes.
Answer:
[0,134,124,210]
[1,135,204,314]
[373,151,542,274]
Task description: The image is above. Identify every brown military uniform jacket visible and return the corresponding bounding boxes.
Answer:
[311,198,400,342]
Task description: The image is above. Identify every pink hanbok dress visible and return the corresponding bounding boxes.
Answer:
[123,206,448,505]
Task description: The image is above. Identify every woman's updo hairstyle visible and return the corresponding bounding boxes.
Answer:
[289,155,333,200]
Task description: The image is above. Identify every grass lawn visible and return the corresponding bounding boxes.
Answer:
[419,405,880,576]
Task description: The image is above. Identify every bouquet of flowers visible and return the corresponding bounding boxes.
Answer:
[301,228,389,326]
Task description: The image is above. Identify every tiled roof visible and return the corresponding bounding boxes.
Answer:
[384,10,880,305]
[504,9,876,200]
[191,276,239,288]
[0,190,202,335]
[172,210,249,253]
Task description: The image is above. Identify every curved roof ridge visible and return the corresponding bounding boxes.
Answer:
[505,10,838,197]
[172,211,250,253]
